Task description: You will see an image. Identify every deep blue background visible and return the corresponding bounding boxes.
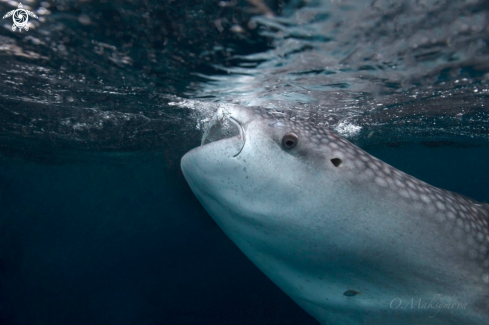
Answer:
[0,149,317,325]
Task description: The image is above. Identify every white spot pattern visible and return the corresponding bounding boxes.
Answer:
[256,106,489,278]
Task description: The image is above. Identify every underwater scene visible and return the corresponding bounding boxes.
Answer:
[0,0,488,324]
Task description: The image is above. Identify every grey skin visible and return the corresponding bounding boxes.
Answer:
[181,105,489,325]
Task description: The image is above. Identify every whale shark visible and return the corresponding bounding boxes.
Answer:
[181,105,489,324]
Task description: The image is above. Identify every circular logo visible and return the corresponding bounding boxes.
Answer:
[2,3,38,32]
[13,9,28,28]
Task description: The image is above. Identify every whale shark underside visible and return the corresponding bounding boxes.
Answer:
[181,106,489,325]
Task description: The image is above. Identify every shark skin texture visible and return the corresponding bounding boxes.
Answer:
[181,106,489,325]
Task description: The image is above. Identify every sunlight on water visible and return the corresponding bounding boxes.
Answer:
[192,0,489,144]
[0,0,487,160]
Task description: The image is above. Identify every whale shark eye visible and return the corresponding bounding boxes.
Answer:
[282,133,298,149]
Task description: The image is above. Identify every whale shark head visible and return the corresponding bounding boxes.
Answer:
[181,105,489,325]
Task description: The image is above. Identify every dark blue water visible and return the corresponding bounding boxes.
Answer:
[0,152,317,324]
[0,0,488,324]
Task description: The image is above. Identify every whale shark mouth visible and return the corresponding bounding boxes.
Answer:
[201,108,246,157]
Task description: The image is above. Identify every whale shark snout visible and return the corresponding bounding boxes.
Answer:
[181,105,489,325]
